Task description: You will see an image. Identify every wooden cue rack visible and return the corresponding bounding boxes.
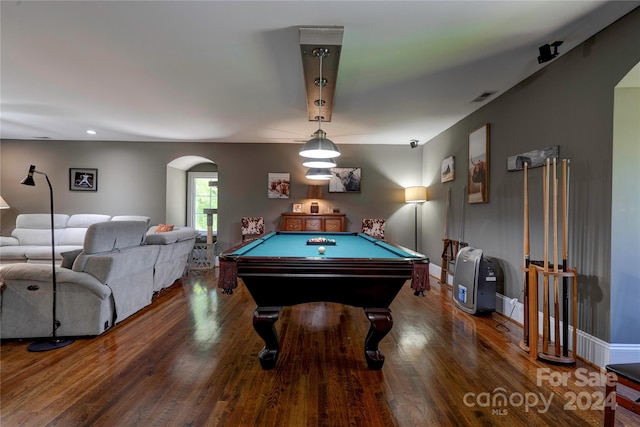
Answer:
[440,239,467,285]
[521,158,577,364]
[439,188,467,285]
[527,264,578,363]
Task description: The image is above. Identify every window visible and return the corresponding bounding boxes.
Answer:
[188,172,218,235]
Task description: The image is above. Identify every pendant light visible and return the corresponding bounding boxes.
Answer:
[302,157,337,168]
[305,168,333,180]
[300,48,340,159]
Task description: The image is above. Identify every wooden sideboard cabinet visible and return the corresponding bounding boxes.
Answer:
[281,213,346,232]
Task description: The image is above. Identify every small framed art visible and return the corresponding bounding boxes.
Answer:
[268,173,290,199]
[441,156,455,183]
[292,203,302,213]
[69,168,98,192]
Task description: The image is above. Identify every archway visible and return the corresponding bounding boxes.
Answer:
[166,155,215,226]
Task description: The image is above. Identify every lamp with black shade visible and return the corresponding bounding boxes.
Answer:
[405,186,428,251]
[21,165,74,352]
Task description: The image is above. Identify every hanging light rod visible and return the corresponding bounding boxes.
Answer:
[299,47,340,159]
[299,26,343,123]
[299,27,343,160]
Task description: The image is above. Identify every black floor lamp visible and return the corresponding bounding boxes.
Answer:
[405,186,428,251]
[21,165,74,352]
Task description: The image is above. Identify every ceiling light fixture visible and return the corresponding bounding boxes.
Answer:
[299,48,340,159]
[86,130,97,135]
[302,158,337,168]
[305,168,333,180]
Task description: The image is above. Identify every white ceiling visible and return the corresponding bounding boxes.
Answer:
[1,1,638,146]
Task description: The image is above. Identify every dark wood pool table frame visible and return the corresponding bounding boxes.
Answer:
[219,232,429,370]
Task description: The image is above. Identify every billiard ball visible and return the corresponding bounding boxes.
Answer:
[318,246,326,254]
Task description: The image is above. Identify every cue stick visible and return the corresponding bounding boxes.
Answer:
[562,159,570,356]
[543,159,550,354]
[523,162,530,347]
[441,188,452,284]
[444,188,451,240]
[553,158,561,355]
[460,185,466,245]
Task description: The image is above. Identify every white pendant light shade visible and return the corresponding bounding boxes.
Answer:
[302,157,337,168]
[305,168,333,180]
[299,130,340,159]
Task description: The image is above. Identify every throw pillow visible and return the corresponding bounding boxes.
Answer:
[155,224,175,233]
[60,249,83,269]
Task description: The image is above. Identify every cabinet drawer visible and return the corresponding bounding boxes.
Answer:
[280,213,346,232]
[283,218,303,231]
[304,219,323,231]
[324,218,343,232]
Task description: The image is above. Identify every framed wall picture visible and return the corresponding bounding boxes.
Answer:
[468,124,490,203]
[69,168,98,191]
[329,167,361,193]
[441,156,455,183]
[268,173,290,199]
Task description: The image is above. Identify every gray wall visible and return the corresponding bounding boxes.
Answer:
[0,141,424,256]
[420,8,640,343]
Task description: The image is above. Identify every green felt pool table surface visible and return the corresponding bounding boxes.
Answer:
[227,231,420,259]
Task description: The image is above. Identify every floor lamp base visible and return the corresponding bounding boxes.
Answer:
[28,338,75,352]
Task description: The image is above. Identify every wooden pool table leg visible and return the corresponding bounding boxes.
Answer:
[253,306,282,370]
[364,308,393,370]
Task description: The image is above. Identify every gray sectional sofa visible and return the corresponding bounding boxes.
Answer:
[0,213,150,265]
[0,216,198,339]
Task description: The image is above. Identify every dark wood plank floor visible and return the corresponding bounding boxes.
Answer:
[1,270,637,426]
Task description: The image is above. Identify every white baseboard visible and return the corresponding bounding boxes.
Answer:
[430,262,640,368]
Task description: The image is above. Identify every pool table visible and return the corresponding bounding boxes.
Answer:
[218,231,430,370]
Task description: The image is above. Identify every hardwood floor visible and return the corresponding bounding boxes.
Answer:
[1,270,637,426]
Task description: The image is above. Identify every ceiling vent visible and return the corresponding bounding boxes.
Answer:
[299,26,343,122]
[471,91,497,103]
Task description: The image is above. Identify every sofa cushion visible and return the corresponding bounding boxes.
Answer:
[12,214,69,246]
[67,214,112,228]
[59,214,113,246]
[145,227,198,245]
[0,246,27,261]
[11,229,63,246]
[15,214,69,229]
[22,245,83,261]
[60,249,83,269]
[58,228,91,246]
[111,216,151,225]
[82,221,148,254]
[145,232,178,245]
[0,236,20,247]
